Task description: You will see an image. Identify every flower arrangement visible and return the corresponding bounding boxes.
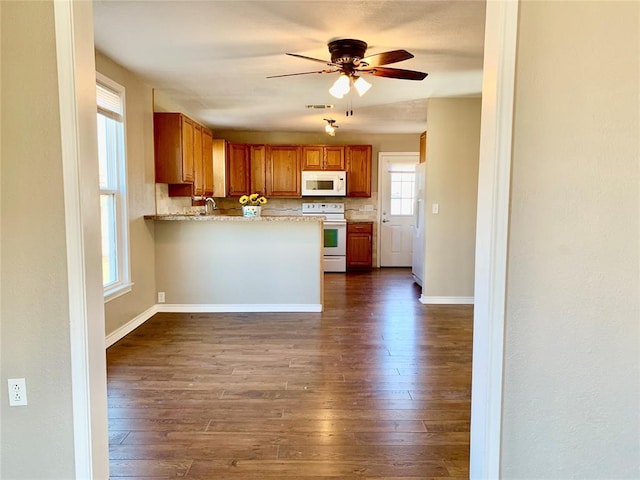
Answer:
[239,193,267,206]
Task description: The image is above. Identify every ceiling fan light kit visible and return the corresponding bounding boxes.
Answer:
[329,74,351,99]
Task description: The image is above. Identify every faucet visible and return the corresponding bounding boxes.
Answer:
[205,197,217,215]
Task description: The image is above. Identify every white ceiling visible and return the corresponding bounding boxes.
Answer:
[93,0,486,134]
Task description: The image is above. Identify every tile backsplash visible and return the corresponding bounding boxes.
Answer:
[154,185,378,222]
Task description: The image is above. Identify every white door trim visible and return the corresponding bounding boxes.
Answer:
[54,1,110,478]
[469,0,519,478]
[376,151,420,268]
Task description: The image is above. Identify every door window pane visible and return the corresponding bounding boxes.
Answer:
[389,171,416,216]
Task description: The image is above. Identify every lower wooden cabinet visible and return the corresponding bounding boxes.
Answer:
[346,222,373,271]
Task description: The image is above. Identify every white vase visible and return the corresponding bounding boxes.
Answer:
[242,205,261,217]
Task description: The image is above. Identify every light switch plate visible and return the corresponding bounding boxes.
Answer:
[432,203,439,214]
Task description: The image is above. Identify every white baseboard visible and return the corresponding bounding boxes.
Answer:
[105,304,159,347]
[157,303,323,313]
[420,295,474,305]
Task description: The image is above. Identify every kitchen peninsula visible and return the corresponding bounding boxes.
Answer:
[145,214,324,312]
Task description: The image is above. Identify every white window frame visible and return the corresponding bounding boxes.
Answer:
[96,72,131,302]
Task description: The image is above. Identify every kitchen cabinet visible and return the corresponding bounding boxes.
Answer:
[302,145,345,171]
[154,112,195,185]
[420,131,427,164]
[267,145,301,197]
[155,112,215,199]
[226,143,251,196]
[202,129,214,197]
[346,145,372,197]
[347,222,373,271]
[192,124,204,196]
[250,145,267,195]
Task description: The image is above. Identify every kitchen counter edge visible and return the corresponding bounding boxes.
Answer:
[144,214,324,222]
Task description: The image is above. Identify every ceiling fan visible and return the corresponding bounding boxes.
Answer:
[267,39,428,99]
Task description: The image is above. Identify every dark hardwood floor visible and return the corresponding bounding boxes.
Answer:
[107,268,473,479]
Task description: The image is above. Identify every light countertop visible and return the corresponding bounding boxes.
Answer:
[144,214,324,222]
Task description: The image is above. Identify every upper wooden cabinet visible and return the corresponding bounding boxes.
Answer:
[419,131,427,164]
[154,112,195,184]
[202,129,214,197]
[346,145,372,197]
[267,145,301,197]
[250,145,267,195]
[192,124,204,197]
[226,143,251,197]
[154,112,215,199]
[302,145,345,171]
[219,142,370,198]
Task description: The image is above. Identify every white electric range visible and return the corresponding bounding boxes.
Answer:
[302,202,346,272]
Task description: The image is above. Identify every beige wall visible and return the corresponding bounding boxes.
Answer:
[502,1,639,477]
[154,220,322,306]
[95,52,157,335]
[1,1,75,476]
[423,97,481,300]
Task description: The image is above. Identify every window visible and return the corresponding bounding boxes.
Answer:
[96,73,130,301]
[389,163,416,216]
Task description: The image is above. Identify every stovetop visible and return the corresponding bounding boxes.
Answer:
[301,202,345,221]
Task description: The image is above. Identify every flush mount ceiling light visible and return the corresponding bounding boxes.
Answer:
[324,118,338,136]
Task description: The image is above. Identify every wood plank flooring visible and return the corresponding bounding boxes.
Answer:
[107,268,473,479]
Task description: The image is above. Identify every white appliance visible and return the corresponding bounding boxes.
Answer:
[302,202,346,272]
[301,171,347,197]
[412,163,426,286]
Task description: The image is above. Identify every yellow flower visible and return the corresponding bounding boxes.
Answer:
[239,193,267,206]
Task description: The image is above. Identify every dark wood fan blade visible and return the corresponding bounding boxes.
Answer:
[266,69,335,79]
[286,53,336,66]
[360,49,414,67]
[360,66,428,80]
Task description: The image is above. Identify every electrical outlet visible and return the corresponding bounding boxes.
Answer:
[157,292,166,303]
[7,378,28,406]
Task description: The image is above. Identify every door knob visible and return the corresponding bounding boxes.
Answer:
[382,219,390,223]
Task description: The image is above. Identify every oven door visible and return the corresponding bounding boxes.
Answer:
[323,221,346,256]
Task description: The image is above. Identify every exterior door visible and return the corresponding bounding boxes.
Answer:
[379,152,419,266]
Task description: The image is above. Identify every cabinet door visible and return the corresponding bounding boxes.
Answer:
[181,116,195,183]
[419,131,427,164]
[192,124,204,196]
[202,129,214,197]
[302,146,323,170]
[154,112,195,186]
[346,145,372,197]
[250,145,267,195]
[267,145,301,197]
[347,223,373,271]
[324,146,345,170]
[226,143,250,197]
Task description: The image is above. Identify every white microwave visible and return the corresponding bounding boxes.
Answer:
[301,171,347,196]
